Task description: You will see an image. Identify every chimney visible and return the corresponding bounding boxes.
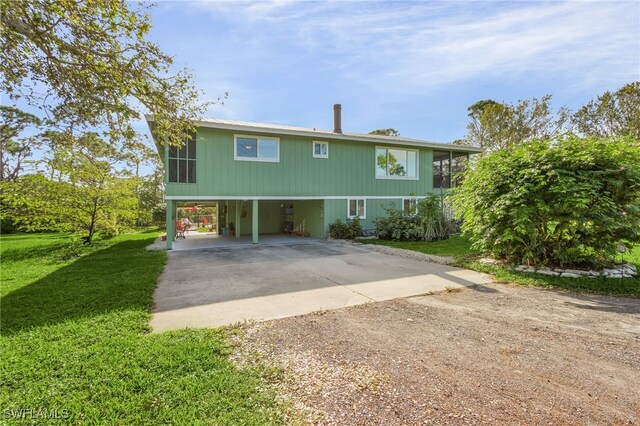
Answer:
[333,104,342,133]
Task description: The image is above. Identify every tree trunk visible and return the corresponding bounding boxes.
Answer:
[86,198,99,243]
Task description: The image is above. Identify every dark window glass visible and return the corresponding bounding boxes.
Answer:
[433,150,451,189]
[168,134,196,183]
[187,160,196,183]
[169,145,178,158]
[178,159,187,183]
[188,138,196,159]
[178,142,187,158]
[169,159,177,182]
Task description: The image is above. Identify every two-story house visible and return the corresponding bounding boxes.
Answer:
[148,105,482,249]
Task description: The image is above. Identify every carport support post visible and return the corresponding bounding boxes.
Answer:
[235,200,241,238]
[252,199,258,244]
[166,199,174,250]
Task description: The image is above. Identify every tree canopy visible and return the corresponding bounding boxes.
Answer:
[369,128,400,137]
[572,81,640,140]
[462,96,569,151]
[459,82,639,149]
[0,0,212,146]
[1,132,141,240]
[0,106,42,181]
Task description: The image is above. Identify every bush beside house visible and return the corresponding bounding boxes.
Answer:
[374,194,454,242]
[451,136,640,268]
[329,218,363,239]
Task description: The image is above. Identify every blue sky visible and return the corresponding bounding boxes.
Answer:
[144,0,639,143]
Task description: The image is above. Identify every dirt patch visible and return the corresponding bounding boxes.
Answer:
[235,284,640,425]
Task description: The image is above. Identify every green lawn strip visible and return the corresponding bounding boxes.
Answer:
[364,236,640,297]
[0,232,284,425]
[363,235,480,259]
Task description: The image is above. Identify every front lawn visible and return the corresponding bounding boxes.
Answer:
[365,236,640,296]
[0,232,284,424]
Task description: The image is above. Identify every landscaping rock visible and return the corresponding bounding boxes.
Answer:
[562,269,590,276]
[478,257,504,265]
[536,269,561,277]
[513,263,637,279]
[560,272,582,278]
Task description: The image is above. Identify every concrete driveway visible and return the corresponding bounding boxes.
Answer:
[151,242,493,332]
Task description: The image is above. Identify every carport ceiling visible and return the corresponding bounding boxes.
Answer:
[177,201,218,208]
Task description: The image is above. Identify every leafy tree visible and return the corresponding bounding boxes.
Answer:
[2,132,139,241]
[0,106,42,181]
[451,136,640,267]
[462,96,569,150]
[572,82,640,139]
[369,128,400,137]
[0,174,64,232]
[55,132,138,241]
[1,0,214,146]
[135,163,165,227]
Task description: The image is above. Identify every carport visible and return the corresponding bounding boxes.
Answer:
[166,198,325,250]
[172,233,320,251]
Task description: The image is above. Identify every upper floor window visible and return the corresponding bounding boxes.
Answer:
[168,135,196,183]
[234,135,279,162]
[433,150,469,189]
[376,147,418,179]
[313,141,329,158]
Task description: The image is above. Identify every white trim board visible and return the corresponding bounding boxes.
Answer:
[145,115,484,153]
[165,195,430,201]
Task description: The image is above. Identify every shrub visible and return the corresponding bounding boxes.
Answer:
[417,195,448,241]
[329,218,363,239]
[374,207,424,241]
[374,195,453,242]
[451,136,640,267]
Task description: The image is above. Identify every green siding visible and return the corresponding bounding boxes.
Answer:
[292,200,324,238]
[166,128,438,198]
[323,198,402,237]
[259,201,286,234]
[163,127,475,242]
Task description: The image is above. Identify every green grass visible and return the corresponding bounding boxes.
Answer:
[366,235,481,259]
[0,232,285,425]
[365,235,640,296]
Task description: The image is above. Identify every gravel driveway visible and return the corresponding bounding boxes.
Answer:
[235,284,640,425]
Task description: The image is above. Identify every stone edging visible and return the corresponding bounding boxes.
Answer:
[513,264,637,279]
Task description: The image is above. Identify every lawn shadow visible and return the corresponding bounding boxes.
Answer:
[469,284,499,293]
[1,237,164,335]
[1,240,73,263]
[559,291,640,315]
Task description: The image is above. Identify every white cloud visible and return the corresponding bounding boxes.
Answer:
[188,0,640,94]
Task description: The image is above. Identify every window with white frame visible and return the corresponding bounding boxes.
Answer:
[403,198,418,215]
[168,134,196,183]
[376,147,418,179]
[234,135,279,162]
[348,198,366,219]
[313,141,329,158]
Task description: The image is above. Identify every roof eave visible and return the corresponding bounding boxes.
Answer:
[192,120,484,153]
